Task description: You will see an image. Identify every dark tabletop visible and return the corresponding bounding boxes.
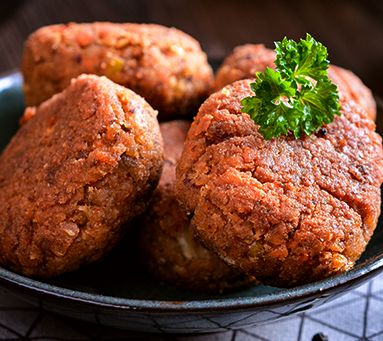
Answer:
[1,1,383,340]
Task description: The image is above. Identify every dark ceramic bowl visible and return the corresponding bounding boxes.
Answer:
[0,71,383,333]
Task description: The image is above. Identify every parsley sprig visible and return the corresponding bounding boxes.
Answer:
[241,34,341,140]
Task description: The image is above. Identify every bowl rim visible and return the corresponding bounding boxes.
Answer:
[1,246,383,312]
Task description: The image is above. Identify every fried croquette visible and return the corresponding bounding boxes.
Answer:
[212,44,276,93]
[138,120,257,293]
[327,64,377,121]
[21,22,214,120]
[212,44,377,120]
[0,74,164,278]
[174,79,383,288]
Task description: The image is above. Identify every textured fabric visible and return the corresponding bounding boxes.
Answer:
[0,272,383,340]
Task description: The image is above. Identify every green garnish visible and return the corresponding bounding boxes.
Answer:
[241,33,341,140]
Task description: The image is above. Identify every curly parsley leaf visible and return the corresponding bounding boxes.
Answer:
[241,33,341,140]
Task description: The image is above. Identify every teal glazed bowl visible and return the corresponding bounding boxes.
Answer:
[0,71,383,333]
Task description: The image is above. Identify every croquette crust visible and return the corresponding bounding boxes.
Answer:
[0,74,164,278]
[212,44,377,121]
[174,79,383,287]
[212,44,276,93]
[139,120,256,293]
[21,22,214,120]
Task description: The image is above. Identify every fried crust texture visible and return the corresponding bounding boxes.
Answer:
[21,22,214,120]
[174,79,383,287]
[139,120,257,293]
[0,74,163,278]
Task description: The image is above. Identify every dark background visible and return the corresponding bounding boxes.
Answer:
[0,0,383,98]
